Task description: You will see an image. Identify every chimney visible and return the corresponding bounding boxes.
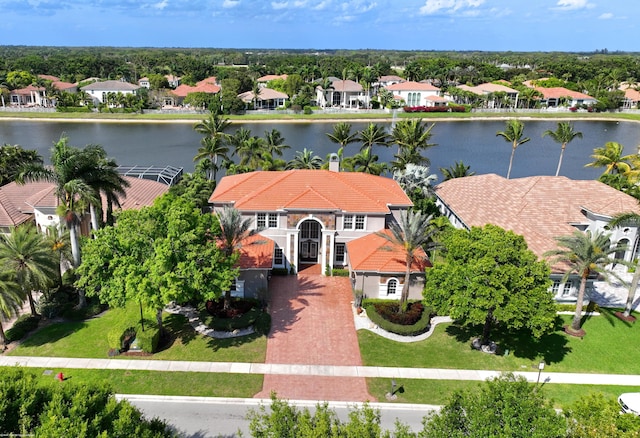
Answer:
[329,153,339,172]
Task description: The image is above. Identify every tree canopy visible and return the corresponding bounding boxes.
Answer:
[424,224,556,344]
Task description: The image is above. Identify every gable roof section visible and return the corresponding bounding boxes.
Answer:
[80,80,140,92]
[347,229,430,273]
[236,233,274,269]
[534,87,595,100]
[172,80,221,97]
[210,170,412,213]
[435,174,640,261]
[385,81,439,92]
[257,74,288,82]
[330,79,363,92]
[238,88,288,103]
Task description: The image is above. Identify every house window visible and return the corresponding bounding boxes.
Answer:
[355,215,365,230]
[562,281,572,297]
[257,213,277,229]
[335,243,345,263]
[268,213,278,228]
[300,221,320,239]
[257,213,266,228]
[387,279,398,295]
[344,215,353,230]
[551,281,560,295]
[274,247,284,266]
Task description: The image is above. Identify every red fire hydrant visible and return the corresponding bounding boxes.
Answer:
[56,372,64,382]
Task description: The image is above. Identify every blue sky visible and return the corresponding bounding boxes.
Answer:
[1,0,635,52]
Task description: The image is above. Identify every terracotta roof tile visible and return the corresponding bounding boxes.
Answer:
[534,87,595,100]
[210,170,411,213]
[347,229,430,273]
[386,81,440,92]
[330,79,363,92]
[236,233,274,269]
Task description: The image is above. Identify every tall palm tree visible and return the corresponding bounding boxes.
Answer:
[496,119,530,179]
[236,136,267,170]
[0,225,58,317]
[358,123,389,151]
[545,230,624,334]
[44,225,72,287]
[217,207,262,310]
[343,147,387,175]
[193,135,230,181]
[440,161,475,181]
[376,210,440,313]
[0,271,23,348]
[586,142,640,178]
[193,110,232,141]
[326,122,358,160]
[391,119,437,162]
[286,149,324,170]
[543,122,583,176]
[263,129,290,157]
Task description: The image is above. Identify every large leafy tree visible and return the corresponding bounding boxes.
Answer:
[376,210,440,313]
[77,194,237,331]
[545,230,625,334]
[0,224,57,317]
[422,373,566,438]
[565,392,640,437]
[496,119,530,179]
[0,271,23,348]
[542,122,583,176]
[425,224,555,345]
[0,144,43,186]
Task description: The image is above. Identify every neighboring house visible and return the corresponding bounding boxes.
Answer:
[456,82,519,108]
[434,174,640,301]
[138,77,151,89]
[80,80,140,104]
[385,81,443,107]
[377,75,405,88]
[316,79,367,108]
[238,87,288,109]
[0,176,169,236]
[209,163,425,300]
[171,77,220,106]
[9,85,47,106]
[139,75,181,89]
[257,74,287,87]
[621,86,640,109]
[534,87,597,107]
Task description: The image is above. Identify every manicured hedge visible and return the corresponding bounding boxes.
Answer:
[201,306,263,331]
[5,315,40,343]
[363,300,432,336]
[332,268,349,277]
[107,325,135,351]
[135,322,160,354]
[403,105,468,113]
[253,312,272,335]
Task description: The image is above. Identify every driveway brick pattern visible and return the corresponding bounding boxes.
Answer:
[255,268,375,401]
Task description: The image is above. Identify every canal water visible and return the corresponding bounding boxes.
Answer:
[1,118,639,181]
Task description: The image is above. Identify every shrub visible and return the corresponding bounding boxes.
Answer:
[303,105,313,114]
[271,268,289,276]
[253,312,272,335]
[332,268,349,277]
[364,300,432,336]
[107,326,136,351]
[135,322,160,353]
[5,315,40,343]
[56,106,92,113]
[37,285,76,319]
[201,299,264,331]
[61,297,107,321]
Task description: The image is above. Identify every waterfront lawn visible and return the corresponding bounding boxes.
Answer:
[9,303,267,363]
[366,378,640,409]
[359,313,640,374]
[7,367,263,398]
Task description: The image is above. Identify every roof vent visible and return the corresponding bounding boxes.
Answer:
[329,153,339,172]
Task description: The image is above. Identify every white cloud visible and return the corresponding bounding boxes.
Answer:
[555,0,595,10]
[313,1,332,10]
[293,0,307,6]
[419,0,485,16]
[222,0,240,7]
[271,1,288,9]
[598,12,613,19]
[152,0,168,10]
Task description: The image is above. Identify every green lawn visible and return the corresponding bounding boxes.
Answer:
[3,366,263,398]
[367,378,640,409]
[9,304,267,363]
[359,313,640,374]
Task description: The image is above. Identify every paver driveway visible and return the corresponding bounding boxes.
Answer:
[255,266,375,402]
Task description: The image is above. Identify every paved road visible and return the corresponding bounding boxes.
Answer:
[119,395,437,438]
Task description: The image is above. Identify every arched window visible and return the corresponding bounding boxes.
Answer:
[616,238,630,262]
[387,279,398,295]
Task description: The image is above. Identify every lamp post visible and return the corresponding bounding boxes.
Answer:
[537,361,545,385]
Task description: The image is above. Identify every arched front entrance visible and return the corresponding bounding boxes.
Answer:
[298,219,321,265]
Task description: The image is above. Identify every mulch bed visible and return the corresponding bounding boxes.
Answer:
[563,325,586,338]
[614,311,637,323]
[205,298,255,319]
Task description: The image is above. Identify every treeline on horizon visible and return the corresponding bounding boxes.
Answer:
[2,45,640,88]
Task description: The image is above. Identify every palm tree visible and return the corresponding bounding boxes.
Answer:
[543,122,583,176]
[44,226,72,287]
[496,119,530,179]
[358,123,389,151]
[263,129,290,157]
[217,207,262,310]
[440,161,475,181]
[0,225,58,317]
[193,135,230,181]
[343,147,387,175]
[545,230,624,334]
[193,110,232,141]
[376,210,440,313]
[586,142,640,178]
[0,271,23,349]
[286,149,324,170]
[391,119,437,161]
[326,122,358,160]
[236,136,267,170]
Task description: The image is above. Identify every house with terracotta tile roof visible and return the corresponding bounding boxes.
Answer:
[455,83,519,108]
[384,81,444,107]
[209,165,427,300]
[170,77,220,106]
[621,85,640,109]
[238,88,288,110]
[315,79,367,108]
[257,74,288,87]
[534,87,597,108]
[434,174,640,301]
[0,176,169,235]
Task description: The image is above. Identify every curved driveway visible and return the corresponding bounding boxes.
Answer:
[255,267,375,402]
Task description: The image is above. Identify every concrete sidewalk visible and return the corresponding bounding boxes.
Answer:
[2,355,640,386]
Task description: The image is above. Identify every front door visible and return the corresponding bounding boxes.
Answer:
[300,239,318,262]
[299,219,321,264]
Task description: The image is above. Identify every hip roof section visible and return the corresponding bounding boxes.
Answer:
[210,170,412,213]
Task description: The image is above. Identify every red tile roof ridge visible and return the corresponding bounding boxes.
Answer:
[347,229,429,273]
[286,185,340,210]
[235,171,295,208]
[208,172,265,203]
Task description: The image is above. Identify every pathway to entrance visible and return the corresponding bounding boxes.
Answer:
[255,267,375,402]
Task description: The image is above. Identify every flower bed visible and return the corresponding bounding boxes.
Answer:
[403,105,468,113]
[363,299,432,336]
